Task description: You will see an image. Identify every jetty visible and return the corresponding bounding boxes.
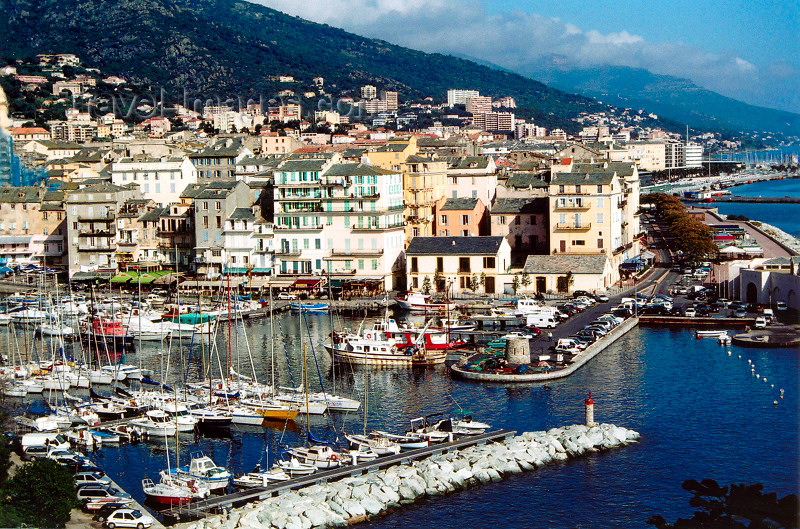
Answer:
[162,430,515,522]
[171,423,640,529]
[683,195,800,204]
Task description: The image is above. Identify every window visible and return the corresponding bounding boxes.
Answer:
[203,201,208,210]
[215,201,221,210]
[459,257,470,273]
[439,215,447,225]
[462,230,469,236]
[442,229,449,236]
[483,256,495,269]
[436,257,443,273]
[315,239,321,249]
[460,276,469,289]
[358,259,364,270]
[558,185,565,193]
[203,216,209,228]
[212,249,222,257]
[572,240,585,246]
[43,212,48,220]
[597,239,604,249]
[597,184,603,193]
[371,259,378,270]
[575,185,581,193]
[412,277,418,288]
[558,213,566,224]
[597,197,604,208]
[216,216,221,229]
[515,216,521,225]
[461,215,469,225]
[597,213,604,224]
[498,216,506,225]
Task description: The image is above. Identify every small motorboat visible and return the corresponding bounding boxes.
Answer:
[232,467,291,488]
[696,330,728,338]
[275,457,317,477]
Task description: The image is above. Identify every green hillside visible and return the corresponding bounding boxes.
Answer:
[1,0,611,132]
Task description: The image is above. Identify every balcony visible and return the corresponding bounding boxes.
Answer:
[275,248,302,256]
[554,203,591,211]
[79,230,116,237]
[78,212,114,222]
[555,222,592,231]
[274,224,323,230]
[117,241,138,247]
[351,222,406,231]
[78,245,115,252]
[158,242,193,249]
[320,176,350,186]
[330,249,384,257]
[280,195,322,202]
[158,229,193,236]
[618,200,628,209]
[613,242,634,255]
[458,268,471,274]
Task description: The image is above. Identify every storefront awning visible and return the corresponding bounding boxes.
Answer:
[223,267,250,275]
[251,268,272,274]
[292,278,324,289]
[71,271,114,282]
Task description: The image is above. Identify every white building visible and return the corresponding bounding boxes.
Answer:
[447,89,480,106]
[272,154,405,290]
[111,155,198,205]
[685,143,704,168]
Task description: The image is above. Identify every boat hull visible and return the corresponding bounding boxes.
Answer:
[326,345,446,366]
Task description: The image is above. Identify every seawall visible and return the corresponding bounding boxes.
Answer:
[176,423,640,529]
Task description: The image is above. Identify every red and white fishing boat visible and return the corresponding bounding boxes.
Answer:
[142,476,208,506]
[369,318,466,350]
[394,291,456,312]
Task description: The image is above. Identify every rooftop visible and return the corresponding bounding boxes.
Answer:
[523,254,609,274]
[406,236,505,255]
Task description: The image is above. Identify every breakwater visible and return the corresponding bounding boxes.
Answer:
[176,423,640,529]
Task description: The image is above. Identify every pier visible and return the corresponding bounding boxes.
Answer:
[161,429,515,523]
[684,195,800,204]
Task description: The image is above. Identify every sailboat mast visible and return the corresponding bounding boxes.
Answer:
[269,288,275,397]
[303,342,310,444]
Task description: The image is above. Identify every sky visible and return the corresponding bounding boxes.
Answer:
[250,0,800,114]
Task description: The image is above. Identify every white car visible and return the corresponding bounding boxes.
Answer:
[754,316,767,329]
[104,508,155,529]
[277,292,297,300]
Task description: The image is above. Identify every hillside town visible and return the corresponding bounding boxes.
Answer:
[0,53,784,298]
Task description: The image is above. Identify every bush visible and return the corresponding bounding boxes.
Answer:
[1,458,79,528]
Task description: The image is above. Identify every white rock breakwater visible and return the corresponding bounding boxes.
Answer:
[179,424,639,529]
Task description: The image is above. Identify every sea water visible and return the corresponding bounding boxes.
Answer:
[4,313,796,528]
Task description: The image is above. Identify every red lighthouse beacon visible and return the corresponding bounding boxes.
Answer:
[584,392,596,427]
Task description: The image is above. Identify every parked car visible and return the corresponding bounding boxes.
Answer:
[776,301,787,311]
[75,471,112,487]
[595,294,610,302]
[754,316,767,329]
[77,485,132,510]
[93,503,134,523]
[277,292,297,300]
[683,307,697,318]
[733,308,747,318]
[21,445,49,461]
[572,290,591,299]
[104,508,155,529]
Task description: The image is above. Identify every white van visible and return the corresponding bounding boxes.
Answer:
[21,432,70,451]
[526,313,558,328]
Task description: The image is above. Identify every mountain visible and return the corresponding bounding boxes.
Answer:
[0,0,616,132]
[521,62,800,136]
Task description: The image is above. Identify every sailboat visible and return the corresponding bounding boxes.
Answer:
[345,350,399,457]
[143,429,210,505]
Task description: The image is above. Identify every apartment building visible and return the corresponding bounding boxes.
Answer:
[489,197,549,264]
[272,154,405,290]
[111,155,197,205]
[405,236,511,295]
[446,89,480,106]
[546,161,640,286]
[434,197,488,237]
[65,183,141,277]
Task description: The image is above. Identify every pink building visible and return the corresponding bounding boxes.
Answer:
[434,197,488,237]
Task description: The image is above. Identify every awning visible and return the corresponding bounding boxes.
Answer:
[71,271,114,282]
[292,278,323,289]
[267,279,295,288]
[223,267,250,275]
[152,272,183,285]
[251,268,272,274]
[179,279,246,289]
[640,251,656,260]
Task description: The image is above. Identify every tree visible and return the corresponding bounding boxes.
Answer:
[647,479,799,529]
[520,272,531,292]
[433,270,445,292]
[512,274,521,294]
[470,273,483,293]
[421,276,432,295]
[2,458,79,528]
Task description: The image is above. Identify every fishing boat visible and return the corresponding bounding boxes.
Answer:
[129,409,179,437]
[394,291,456,312]
[287,445,342,470]
[275,457,317,477]
[370,318,467,351]
[345,432,401,456]
[289,302,330,312]
[232,467,290,488]
[165,452,232,492]
[370,430,429,451]
[696,330,729,338]
[326,327,446,366]
[80,316,135,352]
[142,477,200,506]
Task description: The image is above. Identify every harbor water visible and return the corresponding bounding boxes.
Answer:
[709,178,800,238]
[2,310,797,528]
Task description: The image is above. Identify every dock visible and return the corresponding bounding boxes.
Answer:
[161,429,516,522]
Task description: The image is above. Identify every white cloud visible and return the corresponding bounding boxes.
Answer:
[249,0,798,113]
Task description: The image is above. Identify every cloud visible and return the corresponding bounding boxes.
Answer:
[250,0,798,113]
